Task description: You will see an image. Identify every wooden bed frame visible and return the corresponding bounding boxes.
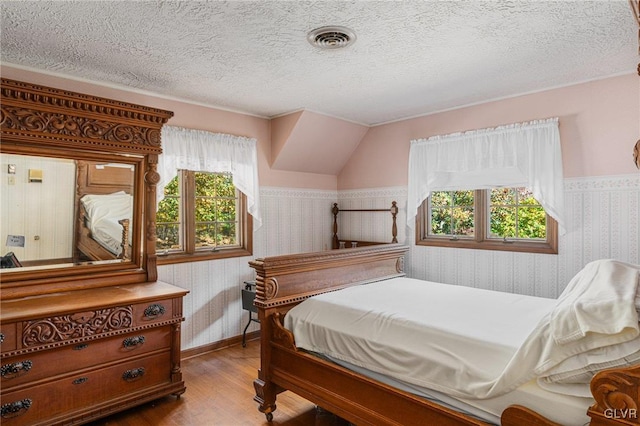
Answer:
[249,244,640,426]
[331,201,399,249]
[74,160,134,261]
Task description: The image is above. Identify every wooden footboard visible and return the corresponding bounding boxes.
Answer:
[249,244,639,425]
[76,210,130,261]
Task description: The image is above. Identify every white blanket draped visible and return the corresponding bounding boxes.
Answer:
[81,192,133,255]
[285,260,640,399]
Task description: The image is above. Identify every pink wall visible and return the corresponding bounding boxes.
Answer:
[1,66,337,190]
[3,66,637,192]
[271,110,369,175]
[338,73,640,189]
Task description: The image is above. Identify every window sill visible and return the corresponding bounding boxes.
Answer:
[415,238,558,254]
[156,247,253,265]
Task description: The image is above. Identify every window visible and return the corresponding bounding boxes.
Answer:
[417,187,557,254]
[156,170,252,264]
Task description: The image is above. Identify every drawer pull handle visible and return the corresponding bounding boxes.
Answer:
[122,367,145,382]
[0,333,4,343]
[144,304,166,319]
[123,335,146,349]
[73,377,88,385]
[1,398,32,419]
[1,360,33,379]
[73,343,89,350]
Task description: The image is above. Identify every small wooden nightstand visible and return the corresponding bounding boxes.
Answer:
[241,280,258,347]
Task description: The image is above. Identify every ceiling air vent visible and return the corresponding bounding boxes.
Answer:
[307,26,356,49]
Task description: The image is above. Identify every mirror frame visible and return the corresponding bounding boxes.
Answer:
[0,78,173,299]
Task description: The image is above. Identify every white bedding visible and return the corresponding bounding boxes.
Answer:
[284,260,640,423]
[285,277,556,398]
[80,191,133,256]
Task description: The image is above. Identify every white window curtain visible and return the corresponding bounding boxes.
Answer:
[407,118,565,234]
[158,125,262,229]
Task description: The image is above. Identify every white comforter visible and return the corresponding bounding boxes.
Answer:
[284,259,640,399]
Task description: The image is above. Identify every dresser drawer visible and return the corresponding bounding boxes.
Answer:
[133,298,175,325]
[0,323,17,352]
[0,351,171,426]
[1,326,171,388]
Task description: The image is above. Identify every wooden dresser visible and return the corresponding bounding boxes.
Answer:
[0,282,188,425]
[0,78,187,425]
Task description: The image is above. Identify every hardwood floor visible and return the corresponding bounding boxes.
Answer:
[87,338,350,426]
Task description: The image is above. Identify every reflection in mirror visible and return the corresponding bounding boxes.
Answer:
[75,160,134,263]
[0,153,135,272]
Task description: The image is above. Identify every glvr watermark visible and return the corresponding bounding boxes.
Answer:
[604,408,638,419]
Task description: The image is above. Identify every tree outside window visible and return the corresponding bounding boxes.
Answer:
[418,187,557,254]
[156,170,252,264]
[488,188,546,240]
[429,190,475,238]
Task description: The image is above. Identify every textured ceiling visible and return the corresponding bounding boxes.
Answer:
[1,1,637,126]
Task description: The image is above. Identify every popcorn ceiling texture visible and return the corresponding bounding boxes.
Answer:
[0,1,636,125]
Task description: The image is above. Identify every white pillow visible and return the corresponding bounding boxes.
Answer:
[80,192,133,230]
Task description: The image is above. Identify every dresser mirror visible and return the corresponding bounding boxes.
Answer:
[0,151,141,274]
[0,78,173,297]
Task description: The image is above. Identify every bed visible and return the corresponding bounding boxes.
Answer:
[248,244,640,426]
[331,201,399,249]
[74,160,134,261]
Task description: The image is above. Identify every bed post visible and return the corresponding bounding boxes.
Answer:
[248,245,409,422]
[253,303,278,422]
[390,201,398,243]
[249,257,281,422]
[332,203,339,249]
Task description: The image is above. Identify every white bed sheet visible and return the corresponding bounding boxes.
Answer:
[81,192,133,256]
[284,276,593,424]
[285,277,557,397]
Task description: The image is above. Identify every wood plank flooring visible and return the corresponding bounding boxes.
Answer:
[87,339,350,426]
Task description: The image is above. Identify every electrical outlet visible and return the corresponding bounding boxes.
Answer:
[8,176,16,185]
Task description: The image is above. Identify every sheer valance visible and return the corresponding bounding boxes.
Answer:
[407,118,565,234]
[158,125,261,229]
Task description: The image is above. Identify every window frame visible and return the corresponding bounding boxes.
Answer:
[416,189,558,254]
[156,170,253,265]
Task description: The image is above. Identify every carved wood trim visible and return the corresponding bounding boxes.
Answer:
[0,78,173,155]
[0,78,173,293]
[250,244,408,309]
[145,153,160,282]
[22,306,134,346]
[271,313,296,350]
[1,317,182,359]
[589,363,640,424]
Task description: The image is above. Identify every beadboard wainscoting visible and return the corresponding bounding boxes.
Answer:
[161,176,638,352]
[338,174,639,299]
[158,187,336,351]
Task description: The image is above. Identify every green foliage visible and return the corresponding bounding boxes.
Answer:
[156,172,239,250]
[489,188,546,239]
[430,191,474,236]
[430,188,546,240]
